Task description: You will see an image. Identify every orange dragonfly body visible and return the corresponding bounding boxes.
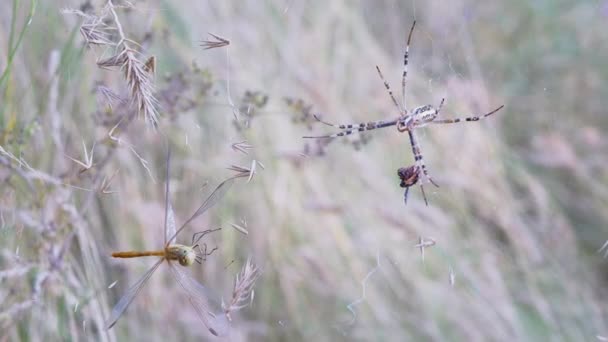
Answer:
[111,244,197,266]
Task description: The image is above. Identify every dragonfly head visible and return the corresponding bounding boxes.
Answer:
[179,248,197,266]
[166,245,198,266]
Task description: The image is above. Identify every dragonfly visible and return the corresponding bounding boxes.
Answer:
[106,149,235,336]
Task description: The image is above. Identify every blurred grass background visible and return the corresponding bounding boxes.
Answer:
[1,0,608,341]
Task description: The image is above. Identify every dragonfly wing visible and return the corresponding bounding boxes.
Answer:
[106,258,164,329]
[165,201,176,246]
[171,176,236,243]
[190,176,234,221]
[163,147,174,246]
[169,263,229,337]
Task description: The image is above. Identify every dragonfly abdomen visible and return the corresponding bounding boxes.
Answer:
[111,250,165,258]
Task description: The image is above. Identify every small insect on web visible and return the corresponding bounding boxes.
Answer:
[398,165,424,205]
[303,21,504,206]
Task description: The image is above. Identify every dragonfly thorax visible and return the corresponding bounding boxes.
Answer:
[165,244,197,266]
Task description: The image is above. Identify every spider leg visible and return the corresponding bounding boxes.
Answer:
[403,187,410,205]
[375,65,402,112]
[407,129,439,199]
[311,114,396,130]
[419,183,429,206]
[437,98,445,115]
[402,20,416,110]
[311,114,367,130]
[303,117,399,139]
[432,104,504,124]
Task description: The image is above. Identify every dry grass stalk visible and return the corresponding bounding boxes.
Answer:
[94,83,126,110]
[223,258,260,321]
[414,237,436,262]
[65,168,120,195]
[449,267,455,287]
[598,240,608,258]
[230,222,249,235]
[200,33,230,50]
[231,140,253,155]
[143,56,156,76]
[65,1,160,127]
[0,264,34,281]
[107,119,156,182]
[65,140,96,171]
[227,160,264,183]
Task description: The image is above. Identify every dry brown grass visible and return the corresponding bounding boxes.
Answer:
[1,0,608,341]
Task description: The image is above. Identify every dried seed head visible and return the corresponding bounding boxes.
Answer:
[223,258,260,321]
[143,56,156,76]
[200,33,230,50]
[231,141,253,155]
